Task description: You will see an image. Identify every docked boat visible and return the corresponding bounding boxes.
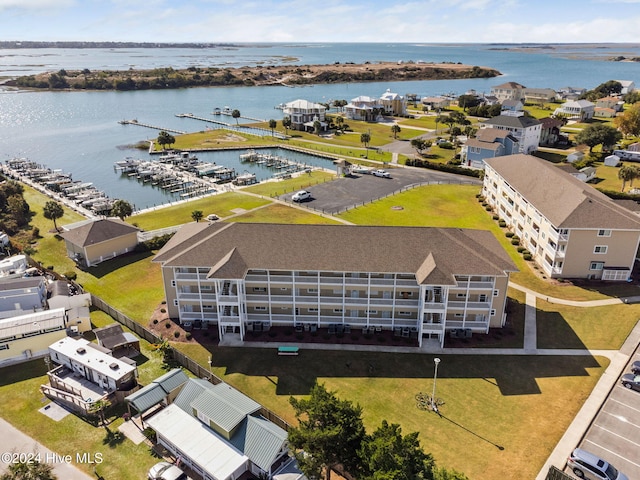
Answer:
[233,171,257,186]
[212,107,221,115]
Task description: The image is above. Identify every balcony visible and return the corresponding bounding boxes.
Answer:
[445,320,488,330]
[454,280,494,289]
[177,292,216,302]
[217,294,239,304]
[447,301,491,310]
[423,302,446,311]
[180,311,218,321]
[174,272,201,281]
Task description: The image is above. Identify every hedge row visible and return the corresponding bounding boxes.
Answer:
[405,159,482,178]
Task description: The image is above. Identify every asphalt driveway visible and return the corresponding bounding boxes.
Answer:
[281,166,480,214]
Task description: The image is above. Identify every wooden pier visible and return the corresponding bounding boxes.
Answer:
[118,120,186,135]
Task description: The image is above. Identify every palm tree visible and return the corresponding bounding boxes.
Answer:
[43,201,64,232]
[335,116,344,133]
[360,132,371,159]
[231,109,241,125]
[282,116,292,135]
[268,119,277,136]
[191,210,203,222]
[89,398,111,427]
[618,165,635,191]
[1,458,57,480]
[390,124,401,139]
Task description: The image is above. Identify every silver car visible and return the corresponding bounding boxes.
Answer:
[567,448,628,480]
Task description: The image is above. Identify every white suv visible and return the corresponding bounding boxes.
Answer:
[567,448,628,480]
[292,190,312,202]
[148,461,190,480]
[372,169,390,178]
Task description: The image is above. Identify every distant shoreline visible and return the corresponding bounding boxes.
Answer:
[6,61,500,91]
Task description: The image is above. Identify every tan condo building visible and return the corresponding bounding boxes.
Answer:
[484,154,640,280]
[153,223,517,347]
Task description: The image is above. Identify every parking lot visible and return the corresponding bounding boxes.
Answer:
[567,349,640,479]
[280,166,481,214]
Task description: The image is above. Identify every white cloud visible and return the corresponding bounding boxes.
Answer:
[0,0,74,9]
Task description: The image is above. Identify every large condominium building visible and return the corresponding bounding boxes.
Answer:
[153,224,517,347]
[484,154,640,280]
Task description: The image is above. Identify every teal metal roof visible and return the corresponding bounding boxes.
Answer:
[191,386,260,434]
[154,368,189,393]
[244,416,288,472]
[173,378,214,414]
[125,383,167,413]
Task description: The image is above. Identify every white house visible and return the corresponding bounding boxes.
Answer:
[379,89,407,116]
[478,113,542,154]
[282,99,327,131]
[490,82,526,102]
[615,80,635,95]
[554,100,595,121]
[0,276,48,319]
[345,95,384,121]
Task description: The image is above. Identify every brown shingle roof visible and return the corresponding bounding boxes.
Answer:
[485,154,640,229]
[154,224,517,285]
[60,218,139,247]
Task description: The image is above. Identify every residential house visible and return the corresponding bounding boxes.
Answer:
[60,218,140,268]
[0,308,67,367]
[153,223,517,347]
[595,96,624,118]
[147,379,291,480]
[500,100,524,114]
[490,82,526,102]
[553,100,595,121]
[627,142,640,152]
[421,96,450,111]
[539,117,567,147]
[281,99,327,132]
[0,255,30,280]
[484,154,640,280]
[615,80,636,95]
[379,89,407,116]
[47,281,92,333]
[523,88,557,104]
[478,113,542,154]
[461,128,519,169]
[0,276,48,319]
[556,86,587,100]
[345,95,383,121]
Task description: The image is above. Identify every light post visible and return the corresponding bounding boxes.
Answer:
[431,357,441,412]
[207,356,213,382]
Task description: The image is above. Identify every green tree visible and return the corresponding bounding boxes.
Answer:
[0,458,57,480]
[43,201,64,232]
[575,124,622,153]
[335,116,344,133]
[313,120,322,135]
[268,119,277,136]
[391,124,401,139]
[360,132,371,148]
[110,199,133,220]
[614,102,640,137]
[411,138,427,154]
[359,420,436,480]
[333,99,347,111]
[191,210,203,222]
[7,195,30,227]
[89,398,111,427]
[232,109,241,125]
[289,384,366,480]
[618,165,635,191]
[157,130,175,150]
[282,116,292,135]
[457,94,482,111]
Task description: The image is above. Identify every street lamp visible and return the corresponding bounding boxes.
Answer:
[207,356,212,382]
[431,357,441,412]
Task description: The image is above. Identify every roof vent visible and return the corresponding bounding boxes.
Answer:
[109,363,119,370]
[76,347,86,354]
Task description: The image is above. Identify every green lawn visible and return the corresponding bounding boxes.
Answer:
[536,300,640,349]
[243,170,335,197]
[128,192,271,230]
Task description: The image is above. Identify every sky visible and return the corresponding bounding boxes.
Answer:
[1,0,640,44]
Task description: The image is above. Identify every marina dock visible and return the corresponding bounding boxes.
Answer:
[118,120,186,135]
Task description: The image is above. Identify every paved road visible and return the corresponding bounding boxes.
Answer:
[0,418,94,480]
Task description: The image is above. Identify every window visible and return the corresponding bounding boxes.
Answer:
[307,288,318,294]
[173,299,179,306]
[493,289,499,297]
[456,293,467,298]
[597,229,612,237]
[308,308,319,313]
[253,287,266,292]
[590,262,604,271]
[479,294,487,302]
[0,344,8,351]
[0,336,16,344]
[333,308,343,313]
[594,245,608,254]
[490,309,496,316]
[254,306,267,311]
[366,310,378,315]
[170,280,176,287]
[398,311,412,316]
[201,285,212,291]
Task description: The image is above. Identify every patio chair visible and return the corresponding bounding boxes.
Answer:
[328,324,336,335]
[344,324,351,334]
[310,324,317,333]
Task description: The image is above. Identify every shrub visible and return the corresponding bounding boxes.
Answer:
[498,220,507,227]
[64,271,77,281]
[160,308,166,313]
[511,238,520,245]
[173,331,180,338]
[165,322,171,329]
[517,246,526,253]
[505,232,515,238]
[31,227,40,238]
[492,215,499,220]
[185,332,192,340]
[523,253,532,260]
[485,206,492,211]
[153,319,158,325]
[47,265,54,271]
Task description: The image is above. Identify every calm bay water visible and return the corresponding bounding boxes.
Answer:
[1,43,639,210]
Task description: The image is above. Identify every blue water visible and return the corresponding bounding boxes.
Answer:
[1,43,639,209]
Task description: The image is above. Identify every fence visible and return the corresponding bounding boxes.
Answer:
[138,225,181,243]
[90,294,291,432]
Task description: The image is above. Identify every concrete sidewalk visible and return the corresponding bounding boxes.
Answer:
[0,418,94,480]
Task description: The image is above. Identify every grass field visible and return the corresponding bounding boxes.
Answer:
[243,170,335,196]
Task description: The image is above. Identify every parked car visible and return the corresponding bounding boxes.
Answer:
[206,213,219,221]
[148,461,190,480]
[372,169,391,178]
[631,360,640,375]
[292,190,312,202]
[621,373,640,391]
[567,448,628,480]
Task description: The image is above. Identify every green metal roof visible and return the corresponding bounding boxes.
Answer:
[126,383,167,413]
[191,384,260,434]
[243,416,288,472]
[154,368,189,393]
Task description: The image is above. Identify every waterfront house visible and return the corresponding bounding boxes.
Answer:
[379,89,407,116]
[0,276,48,319]
[556,86,587,100]
[615,80,636,95]
[490,81,526,102]
[460,128,519,169]
[0,308,67,367]
[553,99,595,121]
[60,218,140,268]
[420,96,450,110]
[478,113,542,154]
[153,223,517,347]
[523,88,557,104]
[484,154,640,280]
[0,255,30,280]
[281,99,327,132]
[539,117,567,147]
[345,95,384,121]
[147,379,291,480]
[500,99,524,114]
